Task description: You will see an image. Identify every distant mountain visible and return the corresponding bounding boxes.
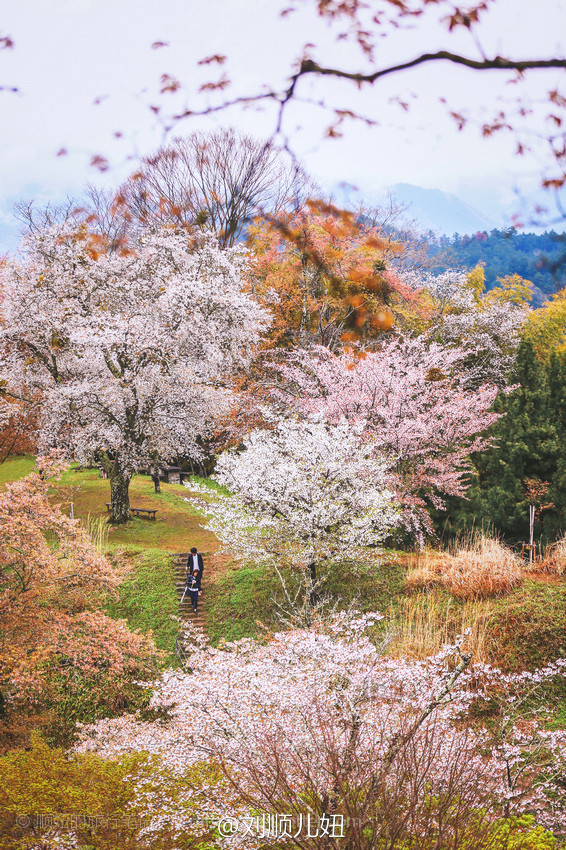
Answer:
[332,180,566,236]
[387,183,499,235]
[330,181,501,235]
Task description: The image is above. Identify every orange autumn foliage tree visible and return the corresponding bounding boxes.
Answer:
[248,201,416,351]
[0,458,161,748]
[0,401,38,463]
[212,201,423,449]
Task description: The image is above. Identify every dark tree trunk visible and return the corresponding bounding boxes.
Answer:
[151,472,161,494]
[109,464,131,524]
[308,561,319,607]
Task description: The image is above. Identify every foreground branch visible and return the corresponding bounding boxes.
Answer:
[296,52,566,86]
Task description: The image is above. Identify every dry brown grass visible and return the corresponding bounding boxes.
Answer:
[82,513,109,553]
[386,593,496,664]
[533,536,566,577]
[406,534,523,599]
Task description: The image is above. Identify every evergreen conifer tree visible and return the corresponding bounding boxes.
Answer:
[544,350,566,539]
[447,339,558,543]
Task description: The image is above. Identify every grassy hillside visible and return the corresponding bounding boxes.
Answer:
[0,454,35,485]
[105,548,181,667]
[55,465,219,554]
[0,457,216,553]
[3,457,566,677]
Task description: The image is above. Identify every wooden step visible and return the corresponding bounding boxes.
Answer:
[173,551,208,638]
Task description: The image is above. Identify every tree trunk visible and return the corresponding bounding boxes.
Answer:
[151,471,161,494]
[109,464,131,524]
[308,561,319,607]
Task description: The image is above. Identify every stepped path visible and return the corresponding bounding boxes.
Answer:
[173,552,208,632]
[172,550,234,639]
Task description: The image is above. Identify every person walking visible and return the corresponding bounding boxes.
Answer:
[187,569,200,614]
[186,547,204,593]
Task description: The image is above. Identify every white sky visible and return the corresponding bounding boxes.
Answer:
[1,0,566,244]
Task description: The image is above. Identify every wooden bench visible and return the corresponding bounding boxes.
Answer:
[105,503,158,520]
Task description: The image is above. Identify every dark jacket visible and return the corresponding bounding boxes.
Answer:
[186,553,204,587]
[187,574,200,594]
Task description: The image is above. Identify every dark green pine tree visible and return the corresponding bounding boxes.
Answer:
[543,349,566,540]
[447,339,559,543]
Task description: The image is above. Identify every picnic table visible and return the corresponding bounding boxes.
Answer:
[105,503,158,520]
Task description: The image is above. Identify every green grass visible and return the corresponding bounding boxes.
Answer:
[0,454,36,485]
[185,473,231,496]
[489,580,566,671]
[323,555,408,613]
[550,700,566,730]
[106,548,181,666]
[206,564,284,644]
[205,556,408,645]
[54,465,218,553]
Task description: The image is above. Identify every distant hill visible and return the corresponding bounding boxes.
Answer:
[427,228,566,305]
[389,183,499,235]
[332,181,566,237]
[330,182,566,305]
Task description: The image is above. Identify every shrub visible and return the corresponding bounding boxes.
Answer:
[407,534,523,599]
[0,735,220,850]
[0,468,162,750]
[535,536,566,577]
[459,814,557,849]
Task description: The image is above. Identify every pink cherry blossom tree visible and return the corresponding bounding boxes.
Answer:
[77,617,566,847]
[0,456,160,743]
[0,226,269,522]
[273,338,501,539]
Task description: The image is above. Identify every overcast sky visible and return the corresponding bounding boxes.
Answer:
[2,0,566,248]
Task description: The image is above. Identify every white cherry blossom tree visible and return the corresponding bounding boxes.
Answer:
[0,226,268,522]
[402,268,529,388]
[188,413,399,606]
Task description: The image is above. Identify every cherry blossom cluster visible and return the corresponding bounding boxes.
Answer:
[0,226,269,474]
[273,338,500,537]
[76,616,566,839]
[402,268,527,387]
[185,413,399,578]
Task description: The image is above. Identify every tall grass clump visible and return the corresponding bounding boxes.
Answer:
[535,536,566,577]
[386,593,495,664]
[407,533,523,599]
[82,514,109,552]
